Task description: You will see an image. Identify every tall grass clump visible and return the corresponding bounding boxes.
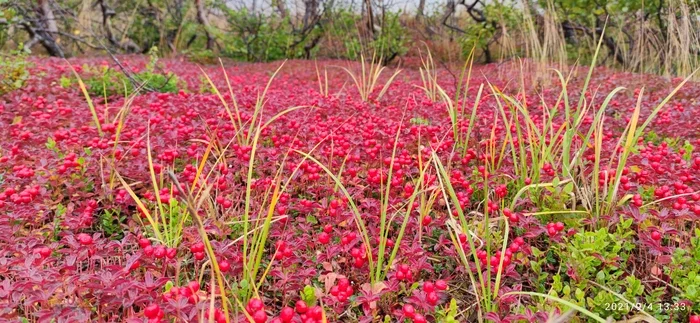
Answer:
[492,31,696,219]
[341,52,402,102]
[424,26,695,322]
[111,61,313,321]
[296,114,439,288]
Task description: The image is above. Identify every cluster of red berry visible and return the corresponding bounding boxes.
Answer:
[477,237,525,270]
[546,222,565,237]
[246,298,268,323]
[329,278,354,302]
[139,237,177,259]
[395,264,414,282]
[349,246,368,268]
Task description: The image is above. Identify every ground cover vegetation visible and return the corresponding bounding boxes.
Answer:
[1,0,700,322]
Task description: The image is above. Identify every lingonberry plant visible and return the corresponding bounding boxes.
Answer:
[0,52,699,323]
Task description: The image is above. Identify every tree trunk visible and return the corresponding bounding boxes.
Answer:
[38,0,57,34]
[20,21,64,57]
[274,0,288,20]
[417,0,426,18]
[195,0,214,49]
[99,0,141,52]
[364,0,375,38]
[27,0,64,57]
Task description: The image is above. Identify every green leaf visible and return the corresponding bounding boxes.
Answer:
[164,281,174,292]
[60,76,71,88]
[596,270,606,283]
[448,298,457,316]
[682,140,694,162]
[45,137,57,152]
[301,285,317,306]
[563,182,574,194]
[56,204,66,216]
[305,215,318,224]
[553,274,563,292]
[625,276,643,297]
[620,217,633,229]
[575,288,585,302]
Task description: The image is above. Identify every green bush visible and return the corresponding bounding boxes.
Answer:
[184,49,218,65]
[327,10,407,63]
[0,47,30,96]
[371,12,408,64]
[668,229,700,315]
[458,2,521,61]
[530,219,657,320]
[82,47,181,97]
[83,65,130,98]
[220,8,292,62]
[84,68,180,98]
[327,9,362,60]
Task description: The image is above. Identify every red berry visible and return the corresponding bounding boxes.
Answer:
[458,233,467,243]
[554,222,565,231]
[413,313,427,323]
[280,307,294,322]
[219,260,230,272]
[426,291,439,305]
[77,233,93,245]
[396,271,405,280]
[508,213,519,222]
[651,231,662,241]
[338,278,350,290]
[490,256,499,267]
[295,300,308,313]
[502,257,511,266]
[402,304,416,318]
[247,298,264,313]
[690,315,700,323]
[144,304,160,319]
[435,280,448,291]
[308,306,322,320]
[323,224,333,233]
[190,241,204,253]
[509,243,520,253]
[252,309,267,323]
[188,281,200,292]
[154,246,166,259]
[318,232,330,244]
[36,246,51,258]
[166,247,177,259]
[188,294,199,304]
[138,238,151,248]
[422,281,434,293]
